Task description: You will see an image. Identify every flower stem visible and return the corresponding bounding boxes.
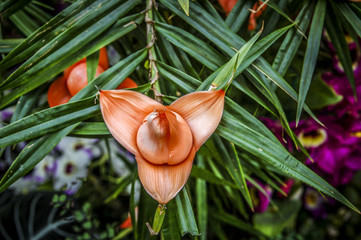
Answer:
[145,0,162,102]
[146,204,166,235]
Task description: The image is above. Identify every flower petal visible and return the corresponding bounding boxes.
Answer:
[136,109,193,165]
[47,76,72,107]
[136,147,196,204]
[168,90,225,151]
[64,47,109,78]
[67,62,104,96]
[116,77,138,89]
[99,90,163,155]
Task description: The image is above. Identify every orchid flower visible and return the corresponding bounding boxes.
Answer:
[99,89,225,204]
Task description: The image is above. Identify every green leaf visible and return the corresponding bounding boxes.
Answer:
[305,75,343,109]
[336,2,361,39]
[155,22,226,71]
[195,155,207,240]
[225,0,252,33]
[296,0,326,125]
[0,48,147,148]
[326,3,356,95]
[161,201,181,240]
[253,200,301,237]
[70,122,111,138]
[191,165,237,189]
[272,2,314,76]
[0,1,142,109]
[136,188,157,240]
[0,97,99,148]
[9,10,39,36]
[0,39,24,54]
[0,49,147,193]
[211,25,263,90]
[0,0,31,18]
[209,210,266,237]
[218,98,360,213]
[214,137,254,211]
[86,50,100,83]
[0,125,78,193]
[175,188,199,236]
[160,0,319,123]
[177,0,189,16]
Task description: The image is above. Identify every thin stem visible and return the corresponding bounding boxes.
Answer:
[145,0,162,102]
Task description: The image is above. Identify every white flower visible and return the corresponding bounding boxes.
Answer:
[10,176,36,194]
[53,150,91,195]
[33,155,56,183]
[57,136,101,158]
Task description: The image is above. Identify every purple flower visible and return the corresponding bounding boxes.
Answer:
[304,188,327,219]
[295,117,361,186]
[248,181,272,213]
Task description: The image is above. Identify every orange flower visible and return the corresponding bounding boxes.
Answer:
[218,0,237,15]
[47,47,138,107]
[248,1,267,31]
[47,76,72,108]
[99,90,225,204]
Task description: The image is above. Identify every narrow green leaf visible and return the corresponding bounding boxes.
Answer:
[10,86,45,123]
[209,210,266,237]
[0,0,31,18]
[253,200,301,237]
[0,49,147,193]
[157,61,201,93]
[195,155,207,240]
[0,0,98,70]
[86,50,100,83]
[272,2,314,76]
[177,0,189,16]
[0,124,78,193]
[305,75,343,109]
[160,0,318,123]
[136,188,157,240]
[191,165,238,189]
[218,99,360,213]
[175,188,199,236]
[155,22,226,71]
[0,23,144,110]
[0,39,24,54]
[214,137,254,210]
[70,122,111,138]
[225,0,252,33]
[9,10,39,36]
[0,97,98,148]
[211,25,263,90]
[337,2,361,39]
[326,3,356,95]
[161,201,181,240]
[296,0,326,125]
[0,0,141,93]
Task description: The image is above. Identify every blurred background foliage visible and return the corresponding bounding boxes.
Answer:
[1,0,361,239]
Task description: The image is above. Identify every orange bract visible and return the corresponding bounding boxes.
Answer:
[66,62,104,96]
[64,47,109,79]
[218,0,237,15]
[116,77,138,89]
[99,90,225,204]
[47,76,72,107]
[248,1,267,31]
[48,47,138,107]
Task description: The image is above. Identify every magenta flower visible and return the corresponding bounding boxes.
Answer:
[248,181,272,213]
